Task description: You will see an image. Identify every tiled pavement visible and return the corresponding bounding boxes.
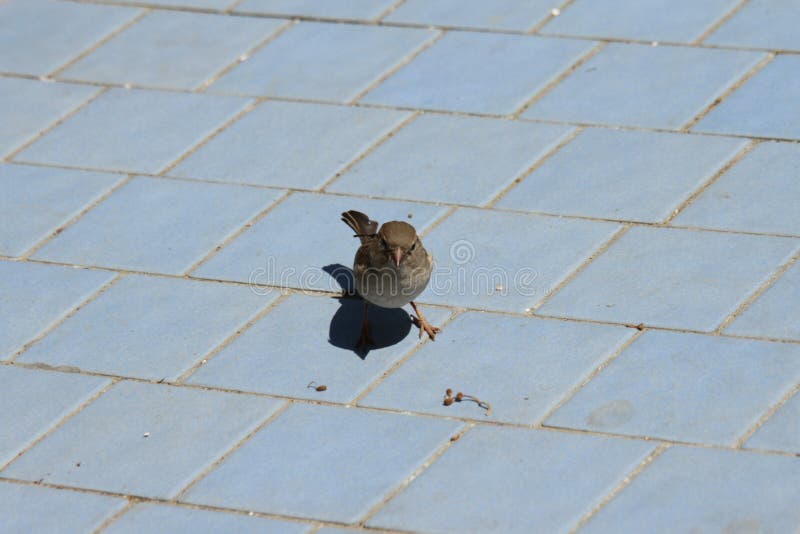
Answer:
[1,0,799,532]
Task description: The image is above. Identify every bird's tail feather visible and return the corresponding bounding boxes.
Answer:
[341,210,378,243]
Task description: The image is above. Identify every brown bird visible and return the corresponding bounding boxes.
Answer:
[341,210,440,349]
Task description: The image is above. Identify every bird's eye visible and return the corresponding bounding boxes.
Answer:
[409,242,417,252]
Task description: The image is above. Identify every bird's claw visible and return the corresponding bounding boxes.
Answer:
[412,315,440,341]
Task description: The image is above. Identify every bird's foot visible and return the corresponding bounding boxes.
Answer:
[412,315,441,341]
[356,325,375,350]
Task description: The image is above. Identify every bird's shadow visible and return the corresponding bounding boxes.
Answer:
[323,264,412,359]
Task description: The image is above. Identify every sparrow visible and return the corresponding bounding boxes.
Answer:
[341,210,440,349]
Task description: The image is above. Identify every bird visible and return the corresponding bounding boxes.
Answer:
[341,210,440,349]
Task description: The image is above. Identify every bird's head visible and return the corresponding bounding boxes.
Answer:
[378,221,420,267]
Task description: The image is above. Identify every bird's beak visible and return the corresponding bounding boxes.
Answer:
[391,248,403,267]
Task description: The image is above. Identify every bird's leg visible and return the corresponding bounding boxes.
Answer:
[356,301,374,349]
[410,301,441,341]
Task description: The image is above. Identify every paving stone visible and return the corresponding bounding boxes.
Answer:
[693,56,800,140]
[0,260,114,360]
[369,426,655,533]
[2,381,283,498]
[105,504,310,534]
[416,208,621,312]
[188,294,452,402]
[15,88,250,174]
[538,226,800,331]
[674,142,800,236]
[0,164,123,257]
[0,77,99,159]
[0,0,140,77]
[496,128,747,222]
[523,43,764,129]
[183,404,462,523]
[211,22,437,102]
[328,114,574,205]
[706,0,800,51]
[547,331,800,444]
[62,12,285,90]
[0,481,126,534]
[385,0,554,31]
[361,313,633,424]
[0,366,110,468]
[362,32,595,115]
[32,177,281,275]
[745,392,800,454]
[193,192,447,288]
[235,0,396,19]
[18,275,276,381]
[171,101,409,188]
[582,447,800,533]
[726,262,800,341]
[102,0,235,8]
[541,0,739,42]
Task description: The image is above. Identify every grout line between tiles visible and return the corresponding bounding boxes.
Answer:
[194,19,296,93]
[715,247,800,334]
[173,400,293,500]
[533,330,645,427]
[6,273,125,363]
[681,52,774,132]
[735,381,800,449]
[175,292,290,383]
[511,41,605,119]
[692,0,750,45]
[531,224,631,312]
[661,139,759,224]
[484,126,584,208]
[375,0,406,22]
[46,9,151,79]
[182,189,292,276]
[0,378,119,472]
[93,499,137,534]
[569,444,669,533]
[222,0,244,14]
[357,423,473,527]
[319,111,421,192]
[20,174,134,260]
[2,86,110,164]
[528,0,576,34]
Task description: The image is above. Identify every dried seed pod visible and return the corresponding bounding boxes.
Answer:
[315,385,327,392]
[455,392,464,402]
[443,397,454,406]
[445,388,453,396]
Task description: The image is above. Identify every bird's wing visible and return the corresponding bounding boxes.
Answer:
[341,210,378,244]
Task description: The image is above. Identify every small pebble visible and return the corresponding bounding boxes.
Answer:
[550,8,561,16]
[143,432,150,438]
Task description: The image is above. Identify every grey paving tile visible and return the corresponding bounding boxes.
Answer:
[15,88,250,174]
[541,0,738,42]
[187,294,452,402]
[726,262,800,341]
[416,208,621,312]
[18,275,276,381]
[183,404,462,523]
[693,56,800,140]
[0,366,110,467]
[523,43,764,129]
[0,0,140,77]
[0,260,115,360]
[538,227,800,331]
[2,381,283,498]
[362,32,595,115]
[102,0,235,8]
[106,503,310,534]
[385,0,554,31]
[211,22,437,102]
[582,447,800,533]
[745,392,800,454]
[0,164,124,257]
[369,427,655,533]
[706,0,800,51]
[235,0,396,19]
[547,331,800,444]
[32,177,282,275]
[171,101,410,188]
[496,128,747,222]
[0,77,99,159]
[361,313,633,424]
[193,192,447,288]
[674,142,800,236]
[62,11,285,90]
[328,114,574,205]
[0,481,126,534]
